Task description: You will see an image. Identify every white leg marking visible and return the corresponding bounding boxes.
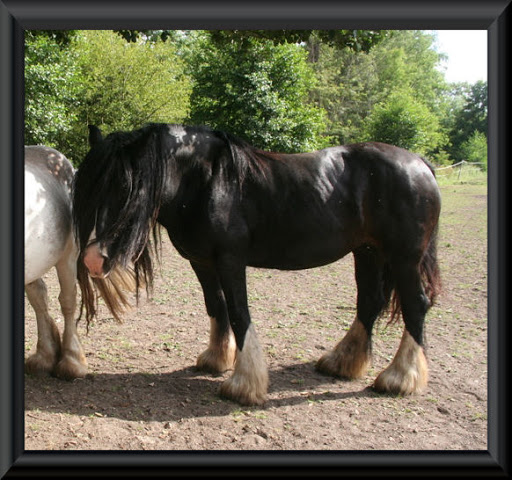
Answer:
[197,317,236,373]
[220,324,268,406]
[374,329,428,395]
[316,317,371,379]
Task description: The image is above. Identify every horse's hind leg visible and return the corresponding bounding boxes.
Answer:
[316,245,389,379]
[53,239,88,380]
[25,279,62,375]
[191,262,236,373]
[373,260,429,395]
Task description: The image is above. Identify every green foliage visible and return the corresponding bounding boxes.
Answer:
[309,42,379,144]
[309,30,448,150]
[25,32,85,159]
[118,29,387,53]
[25,31,191,165]
[372,31,447,113]
[187,35,328,152]
[460,131,487,171]
[446,81,487,162]
[116,30,176,43]
[362,89,446,156]
[27,30,78,46]
[24,29,485,168]
[431,149,452,167]
[75,30,191,161]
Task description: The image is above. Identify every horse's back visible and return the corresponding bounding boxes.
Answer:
[25,146,75,284]
[247,141,439,222]
[241,142,440,269]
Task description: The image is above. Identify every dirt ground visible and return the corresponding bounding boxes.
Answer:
[24,182,487,451]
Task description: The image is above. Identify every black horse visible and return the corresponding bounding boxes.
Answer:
[73,123,441,406]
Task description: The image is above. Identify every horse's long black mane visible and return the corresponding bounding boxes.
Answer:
[73,124,173,305]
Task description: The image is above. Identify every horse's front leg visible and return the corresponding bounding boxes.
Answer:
[216,256,268,406]
[191,262,236,373]
[25,278,62,375]
[53,239,88,380]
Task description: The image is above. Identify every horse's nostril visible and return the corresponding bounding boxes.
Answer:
[102,255,111,273]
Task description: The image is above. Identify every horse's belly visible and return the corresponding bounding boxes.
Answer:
[24,228,68,284]
[25,182,71,283]
[248,233,352,270]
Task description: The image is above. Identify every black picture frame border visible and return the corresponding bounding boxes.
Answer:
[1,0,510,477]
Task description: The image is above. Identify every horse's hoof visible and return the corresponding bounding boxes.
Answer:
[315,318,371,379]
[54,357,88,380]
[373,331,428,395]
[315,350,371,380]
[373,353,428,396]
[219,376,267,406]
[25,353,58,376]
[197,347,236,374]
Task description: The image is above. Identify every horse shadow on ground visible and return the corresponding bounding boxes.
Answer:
[25,361,381,423]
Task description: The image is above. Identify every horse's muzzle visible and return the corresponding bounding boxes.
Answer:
[83,243,110,278]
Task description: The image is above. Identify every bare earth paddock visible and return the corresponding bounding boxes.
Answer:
[24,182,487,451]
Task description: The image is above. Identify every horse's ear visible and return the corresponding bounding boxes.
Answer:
[88,125,103,146]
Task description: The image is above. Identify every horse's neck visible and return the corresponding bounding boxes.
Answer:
[171,129,225,174]
[163,133,212,198]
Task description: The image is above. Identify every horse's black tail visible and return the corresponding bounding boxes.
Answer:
[420,223,442,307]
[383,155,441,324]
[386,224,442,324]
[416,156,442,309]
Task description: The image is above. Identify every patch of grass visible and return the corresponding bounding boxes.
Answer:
[290,378,305,386]
[252,411,268,419]
[266,344,277,355]
[231,409,249,421]
[119,339,133,349]
[471,412,487,422]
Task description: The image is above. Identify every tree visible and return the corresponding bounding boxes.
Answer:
[76,31,191,158]
[118,29,387,53]
[25,31,84,159]
[447,80,488,162]
[25,30,192,165]
[371,31,447,113]
[460,130,487,171]
[186,34,328,152]
[308,30,448,150]
[362,89,446,156]
[308,41,379,144]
